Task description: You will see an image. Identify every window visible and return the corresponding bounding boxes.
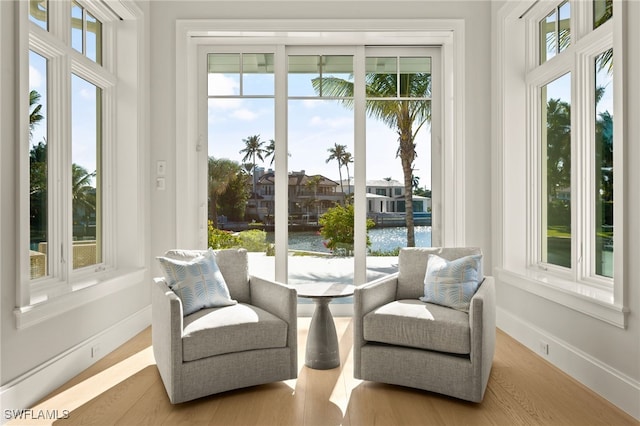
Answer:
[496,0,625,326]
[20,0,145,321]
[71,1,102,64]
[540,73,572,269]
[27,1,111,291]
[531,1,616,281]
[517,0,621,319]
[539,1,570,64]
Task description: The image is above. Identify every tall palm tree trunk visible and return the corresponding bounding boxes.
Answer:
[399,106,416,247]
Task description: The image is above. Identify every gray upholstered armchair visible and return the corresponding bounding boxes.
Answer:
[353,247,495,403]
[151,248,297,404]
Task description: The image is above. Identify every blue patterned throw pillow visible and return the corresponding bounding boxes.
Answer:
[420,254,482,312]
[157,249,237,316]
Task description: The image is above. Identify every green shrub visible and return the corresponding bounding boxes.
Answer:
[318,204,375,253]
[368,247,401,257]
[208,221,240,249]
[237,229,268,252]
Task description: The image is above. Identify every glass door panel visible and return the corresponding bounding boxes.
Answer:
[364,51,433,278]
[287,54,354,286]
[207,52,276,279]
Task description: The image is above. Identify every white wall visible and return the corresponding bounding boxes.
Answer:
[0,0,152,411]
[491,0,639,419]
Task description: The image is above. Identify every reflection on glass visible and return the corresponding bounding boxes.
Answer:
[243,53,274,96]
[208,54,240,96]
[71,2,83,54]
[540,9,557,63]
[29,51,49,279]
[86,11,102,65]
[595,49,613,278]
[558,1,570,54]
[288,55,353,97]
[29,0,48,30]
[539,2,571,64]
[541,73,571,268]
[399,57,432,97]
[71,3,103,64]
[594,0,613,29]
[71,74,102,269]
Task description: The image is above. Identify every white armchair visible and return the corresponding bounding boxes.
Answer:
[151,248,297,403]
[354,247,495,402]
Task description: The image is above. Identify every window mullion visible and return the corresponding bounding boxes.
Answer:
[59,55,74,283]
[571,54,584,282]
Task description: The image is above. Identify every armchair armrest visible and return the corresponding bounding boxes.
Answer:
[353,272,399,378]
[151,278,184,403]
[249,275,298,377]
[354,272,399,316]
[249,275,297,324]
[468,276,496,400]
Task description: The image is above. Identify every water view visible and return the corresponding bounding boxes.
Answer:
[267,226,432,254]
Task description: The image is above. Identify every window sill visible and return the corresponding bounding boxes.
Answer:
[14,268,147,329]
[495,267,628,329]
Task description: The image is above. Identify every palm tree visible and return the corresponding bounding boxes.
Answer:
[341,151,354,201]
[30,90,44,137]
[326,143,347,195]
[264,139,276,166]
[239,134,267,212]
[313,66,431,246]
[208,157,243,228]
[71,164,97,238]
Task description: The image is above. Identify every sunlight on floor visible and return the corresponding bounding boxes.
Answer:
[13,347,155,425]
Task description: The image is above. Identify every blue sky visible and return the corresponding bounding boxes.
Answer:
[207,72,433,188]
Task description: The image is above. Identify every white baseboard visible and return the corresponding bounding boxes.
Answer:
[0,306,151,424]
[497,307,640,421]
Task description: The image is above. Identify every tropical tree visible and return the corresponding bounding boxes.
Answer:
[71,164,96,238]
[30,90,44,137]
[29,90,47,244]
[239,134,267,209]
[305,175,323,219]
[313,67,431,246]
[217,169,249,222]
[208,157,244,228]
[264,139,276,166]
[341,151,354,200]
[326,143,347,195]
[71,164,96,210]
[319,203,375,254]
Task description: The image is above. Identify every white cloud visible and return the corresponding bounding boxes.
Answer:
[80,87,95,100]
[309,115,351,129]
[208,73,239,96]
[302,99,318,109]
[29,65,43,89]
[231,108,258,121]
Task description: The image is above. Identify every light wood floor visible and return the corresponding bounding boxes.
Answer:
[19,318,637,426]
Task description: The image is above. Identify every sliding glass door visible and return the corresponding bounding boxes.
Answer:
[204,45,439,286]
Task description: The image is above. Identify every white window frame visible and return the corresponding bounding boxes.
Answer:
[176,19,466,286]
[494,0,627,327]
[16,0,147,328]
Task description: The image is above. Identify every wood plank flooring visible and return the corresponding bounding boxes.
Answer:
[15,318,638,426]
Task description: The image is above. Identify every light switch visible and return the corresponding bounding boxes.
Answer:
[157,160,166,176]
[156,177,165,190]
